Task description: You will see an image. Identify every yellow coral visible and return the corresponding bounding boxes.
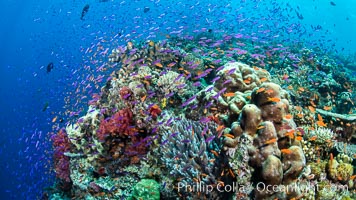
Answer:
[336,162,353,183]
[327,154,354,183]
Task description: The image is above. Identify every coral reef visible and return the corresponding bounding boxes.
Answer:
[49,36,356,200]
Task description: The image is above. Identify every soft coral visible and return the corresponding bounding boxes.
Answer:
[97,108,135,141]
[51,129,72,185]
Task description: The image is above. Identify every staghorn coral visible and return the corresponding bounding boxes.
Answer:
[301,126,335,161]
[303,126,335,144]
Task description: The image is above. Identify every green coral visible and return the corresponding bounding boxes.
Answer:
[128,179,160,200]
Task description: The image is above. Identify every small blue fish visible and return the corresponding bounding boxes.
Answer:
[181,95,197,107]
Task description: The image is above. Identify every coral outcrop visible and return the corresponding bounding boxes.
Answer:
[220,63,306,199]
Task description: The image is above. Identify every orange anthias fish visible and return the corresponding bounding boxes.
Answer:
[265,89,274,95]
[295,106,303,112]
[267,97,281,103]
[308,106,315,113]
[223,92,235,97]
[323,106,332,111]
[309,136,317,141]
[52,116,58,123]
[260,77,268,82]
[284,114,293,120]
[216,125,225,132]
[284,130,295,139]
[155,62,163,68]
[295,136,303,141]
[243,79,251,84]
[141,95,147,102]
[265,138,277,145]
[256,87,265,93]
[167,62,176,67]
[316,120,327,127]
[224,133,235,139]
[257,125,265,130]
[281,149,293,154]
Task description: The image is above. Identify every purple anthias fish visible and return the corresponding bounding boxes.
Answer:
[205,135,215,143]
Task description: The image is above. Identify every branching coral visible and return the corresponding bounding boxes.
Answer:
[160,118,223,199]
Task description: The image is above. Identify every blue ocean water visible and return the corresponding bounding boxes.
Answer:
[0,0,355,199]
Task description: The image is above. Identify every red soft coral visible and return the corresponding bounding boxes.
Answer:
[51,129,72,184]
[149,104,162,120]
[97,108,136,141]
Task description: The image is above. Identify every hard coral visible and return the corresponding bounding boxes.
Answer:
[219,64,305,199]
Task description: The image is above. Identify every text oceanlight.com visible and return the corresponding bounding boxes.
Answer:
[177,181,348,193]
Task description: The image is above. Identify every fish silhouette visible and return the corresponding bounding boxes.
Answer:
[143,7,150,13]
[81,4,90,20]
[46,62,54,73]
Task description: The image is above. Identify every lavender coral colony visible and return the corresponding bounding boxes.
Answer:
[49,35,356,200]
